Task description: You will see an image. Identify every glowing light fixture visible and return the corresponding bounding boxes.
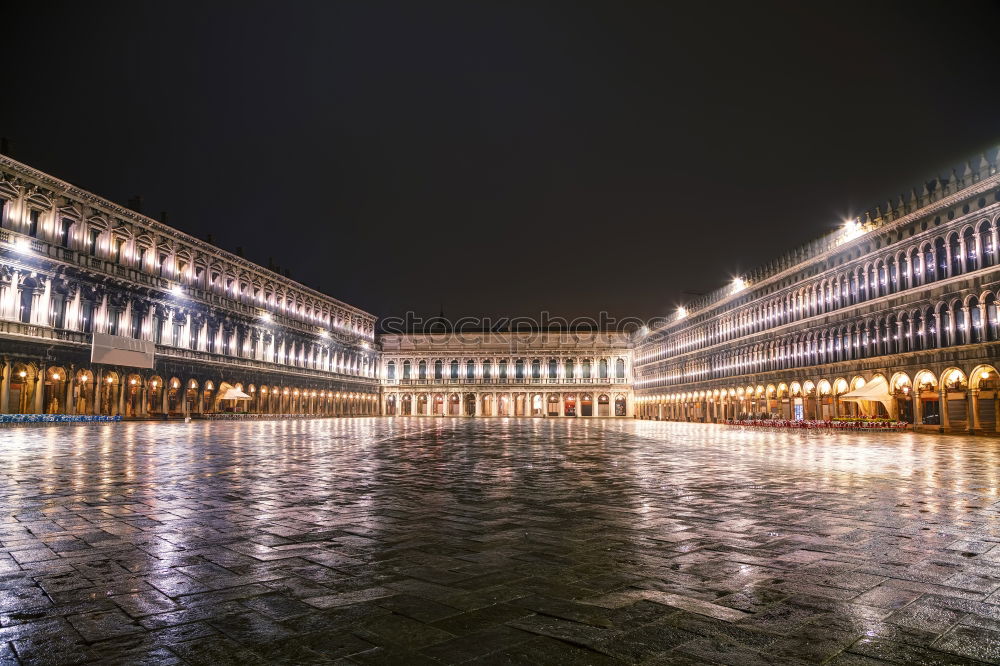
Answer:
[840,218,864,243]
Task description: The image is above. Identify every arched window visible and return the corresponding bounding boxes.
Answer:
[434,360,443,380]
[865,320,876,357]
[912,311,924,351]
[950,233,963,276]
[548,359,557,378]
[482,360,491,379]
[987,294,999,341]
[953,302,966,345]
[565,359,575,380]
[402,360,411,380]
[531,359,541,379]
[615,358,625,378]
[899,313,910,352]
[466,360,475,380]
[582,359,591,379]
[386,361,396,380]
[935,238,947,279]
[905,248,918,289]
[964,227,978,271]
[450,360,459,380]
[939,305,952,346]
[969,297,982,343]
[980,221,994,268]
[599,359,608,379]
[887,315,899,354]
[515,359,525,379]
[418,360,427,380]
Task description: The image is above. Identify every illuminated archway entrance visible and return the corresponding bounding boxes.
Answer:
[598,394,610,417]
[564,394,577,417]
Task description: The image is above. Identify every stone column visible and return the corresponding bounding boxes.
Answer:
[117,380,126,416]
[32,376,43,414]
[558,393,564,417]
[65,366,75,415]
[913,391,921,426]
[970,389,982,433]
[0,359,9,414]
[939,388,950,432]
[93,370,103,415]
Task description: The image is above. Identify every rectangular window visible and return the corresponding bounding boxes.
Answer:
[60,218,73,245]
[28,210,40,237]
[80,301,94,333]
[89,230,101,256]
[50,296,66,329]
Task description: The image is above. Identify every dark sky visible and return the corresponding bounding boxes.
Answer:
[4,1,1000,323]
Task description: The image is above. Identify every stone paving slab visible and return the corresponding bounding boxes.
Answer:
[1,419,1000,663]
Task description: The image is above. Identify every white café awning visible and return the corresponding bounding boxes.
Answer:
[221,387,252,400]
[839,376,893,413]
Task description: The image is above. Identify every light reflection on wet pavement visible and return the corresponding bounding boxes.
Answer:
[1,418,999,664]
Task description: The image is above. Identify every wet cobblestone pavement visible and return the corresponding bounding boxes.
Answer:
[1,419,1000,664]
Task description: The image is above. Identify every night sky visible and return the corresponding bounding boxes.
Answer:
[3,1,1000,323]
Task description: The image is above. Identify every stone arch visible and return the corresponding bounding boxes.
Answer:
[970,364,999,390]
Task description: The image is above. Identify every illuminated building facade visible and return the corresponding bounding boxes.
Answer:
[0,155,379,417]
[634,150,1000,433]
[6,148,1000,432]
[379,331,633,417]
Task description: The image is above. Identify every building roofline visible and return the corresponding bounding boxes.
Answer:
[0,154,376,322]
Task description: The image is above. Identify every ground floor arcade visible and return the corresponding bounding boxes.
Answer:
[0,358,378,418]
[383,390,632,417]
[637,362,1000,433]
